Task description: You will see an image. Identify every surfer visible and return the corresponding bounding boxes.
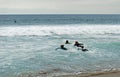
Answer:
[60,45,67,50]
[14,20,16,23]
[56,45,67,50]
[65,40,71,44]
[74,41,84,48]
[74,41,88,51]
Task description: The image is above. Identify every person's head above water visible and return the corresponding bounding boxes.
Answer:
[75,41,79,44]
[61,45,64,48]
[60,44,68,50]
[65,40,69,44]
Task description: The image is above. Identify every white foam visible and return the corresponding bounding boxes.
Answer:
[0,25,120,36]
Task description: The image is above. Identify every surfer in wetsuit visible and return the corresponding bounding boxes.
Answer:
[74,41,84,48]
[74,41,88,51]
[60,45,67,50]
[56,45,67,50]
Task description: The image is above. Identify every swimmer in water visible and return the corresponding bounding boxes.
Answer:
[74,41,84,48]
[56,45,68,50]
[65,40,71,44]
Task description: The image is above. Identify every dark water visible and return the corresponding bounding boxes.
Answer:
[0,14,120,26]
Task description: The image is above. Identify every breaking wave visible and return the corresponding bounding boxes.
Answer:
[0,25,120,36]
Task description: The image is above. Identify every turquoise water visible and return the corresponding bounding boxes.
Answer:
[0,15,120,77]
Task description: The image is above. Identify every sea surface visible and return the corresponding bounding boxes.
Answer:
[0,14,120,77]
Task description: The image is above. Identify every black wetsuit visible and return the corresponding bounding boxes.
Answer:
[56,45,68,50]
[74,43,84,48]
[61,47,67,50]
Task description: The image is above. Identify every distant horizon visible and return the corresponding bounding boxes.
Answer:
[0,14,120,15]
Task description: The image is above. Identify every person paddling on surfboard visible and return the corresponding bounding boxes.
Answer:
[74,41,88,51]
[56,45,68,50]
[74,41,84,48]
[60,45,67,50]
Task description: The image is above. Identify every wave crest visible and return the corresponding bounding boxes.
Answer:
[0,25,120,36]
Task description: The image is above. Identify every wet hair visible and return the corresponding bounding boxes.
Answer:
[75,41,78,43]
[66,40,69,43]
[61,45,64,48]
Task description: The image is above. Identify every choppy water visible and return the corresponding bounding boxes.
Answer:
[0,14,120,77]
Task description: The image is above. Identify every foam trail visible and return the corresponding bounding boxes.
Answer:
[0,25,120,36]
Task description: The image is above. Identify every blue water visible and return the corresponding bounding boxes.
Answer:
[0,14,120,25]
[0,14,120,77]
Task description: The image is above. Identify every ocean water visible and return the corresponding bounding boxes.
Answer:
[0,14,120,77]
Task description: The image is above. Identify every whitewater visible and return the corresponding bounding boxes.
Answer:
[0,25,120,36]
[0,14,120,77]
